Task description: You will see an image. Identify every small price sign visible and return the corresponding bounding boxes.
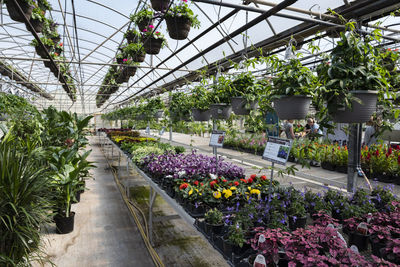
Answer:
[262,137,292,165]
[209,130,225,148]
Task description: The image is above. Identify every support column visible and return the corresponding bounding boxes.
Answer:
[347,123,362,192]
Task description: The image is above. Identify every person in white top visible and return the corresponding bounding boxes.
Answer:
[364,116,380,146]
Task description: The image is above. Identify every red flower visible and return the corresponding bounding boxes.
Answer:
[250,174,257,179]
[375,150,379,156]
[234,181,239,186]
[222,179,227,183]
[240,179,247,183]
[398,156,400,165]
[194,181,199,186]
[388,147,393,155]
[367,153,371,160]
[183,179,186,181]
[200,183,204,186]
[247,178,253,183]
[210,181,217,188]
[260,175,267,181]
[179,183,188,190]
[229,183,232,186]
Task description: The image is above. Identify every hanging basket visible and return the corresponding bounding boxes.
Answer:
[27,18,44,33]
[133,53,146,63]
[273,95,311,120]
[210,103,232,120]
[43,60,51,68]
[143,37,163,55]
[231,97,258,115]
[137,19,154,32]
[326,26,343,38]
[116,72,130,84]
[35,45,52,58]
[125,33,140,44]
[165,16,192,40]
[329,90,378,123]
[154,110,164,119]
[192,108,211,121]
[116,58,124,64]
[123,66,137,77]
[150,0,170,11]
[54,47,62,55]
[51,35,61,44]
[6,1,34,23]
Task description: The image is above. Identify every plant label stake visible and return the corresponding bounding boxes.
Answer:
[262,137,293,212]
[254,254,266,267]
[209,130,225,177]
[159,126,166,136]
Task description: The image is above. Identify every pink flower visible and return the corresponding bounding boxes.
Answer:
[149,25,154,29]
[142,29,147,32]
[155,31,160,35]
[123,58,127,62]
[182,0,187,2]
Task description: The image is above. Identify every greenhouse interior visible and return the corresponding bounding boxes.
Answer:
[1,0,400,266]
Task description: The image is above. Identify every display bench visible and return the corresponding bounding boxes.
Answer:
[97,132,239,266]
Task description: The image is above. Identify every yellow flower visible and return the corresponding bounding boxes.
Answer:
[195,189,199,192]
[213,191,221,199]
[250,189,261,195]
[247,186,251,191]
[188,189,193,196]
[230,186,237,191]
[224,189,233,199]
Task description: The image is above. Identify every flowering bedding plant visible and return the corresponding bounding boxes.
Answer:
[141,25,167,47]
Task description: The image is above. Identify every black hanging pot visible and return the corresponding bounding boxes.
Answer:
[133,53,146,63]
[329,90,378,123]
[210,103,232,120]
[137,19,154,32]
[126,33,140,44]
[51,35,61,44]
[54,212,75,234]
[116,57,124,64]
[123,66,137,77]
[43,60,51,68]
[143,37,163,55]
[165,16,192,40]
[6,1,34,23]
[273,95,311,120]
[191,108,211,121]
[116,72,130,84]
[231,97,258,115]
[288,215,307,231]
[27,18,44,33]
[150,0,170,11]
[54,47,63,55]
[35,45,52,58]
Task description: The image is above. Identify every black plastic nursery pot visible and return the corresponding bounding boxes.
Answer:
[335,165,347,174]
[231,97,258,116]
[321,161,336,171]
[273,95,311,120]
[54,212,75,234]
[288,215,307,231]
[6,1,34,23]
[205,222,224,237]
[192,108,211,121]
[370,238,386,257]
[143,37,163,55]
[348,232,369,252]
[150,0,170,11]
[329,90,378,123]
[210,103,232,120]
[165,16,192,40]
[35,45,52,58]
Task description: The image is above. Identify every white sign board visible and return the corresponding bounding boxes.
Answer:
[262,137,292,165]
[145,126,150,135]
[209,130,225,147]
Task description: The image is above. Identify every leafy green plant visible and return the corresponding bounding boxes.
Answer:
[142,26,167,48]
[122,42,146,58]
[130,9,154,25]
[227,224,246,247]
[36,0,52,11]
[30,7,46,22]
[165,1,201,28]
[204,208,223,225]
[190,85,211,110]
[209,75,233,104]
[169,92,191,122]
[30,36,54,47]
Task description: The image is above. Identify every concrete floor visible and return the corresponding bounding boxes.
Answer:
[36,137,154,267]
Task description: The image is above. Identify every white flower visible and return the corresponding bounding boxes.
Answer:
[178,170,186,178]
[209,173,217,180]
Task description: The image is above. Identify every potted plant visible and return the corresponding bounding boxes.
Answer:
[317,23,390,123]
[169,91,192,122]
[209,75,233,120]
[143,97,165,118]
[141,25,167,55]
[130,9,154,31]
[116,58,138,84]
[30,37,54,58]
[164,0,200,40]
[27,7,46,33]
[288,200,307,231]
[150,0,170,11]
[122,42,146,63]
[343,217,370,251]
[270,56,317,120]
[54,42,64,55]
[230,72,262,115]
[124,29,141,44]
[5,0,35,23]
[204,208,224,236]
[190,85,211,121]
[226,223,249,261]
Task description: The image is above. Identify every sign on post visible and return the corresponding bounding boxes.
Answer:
[262,137,292,165]
[159,126,166,136]
[145,126,150,135]
[209,130,225,147]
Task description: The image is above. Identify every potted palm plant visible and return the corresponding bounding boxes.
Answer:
[317,23,390,123]
[130,9,154,32]
[141,25,167,55]
[209,75,233,120]
[190,85,211,121]
[5,0,35,23]
[164,0,200,40]
[270,56,317,120]
[150,0,170,11]
[230,72,262,115]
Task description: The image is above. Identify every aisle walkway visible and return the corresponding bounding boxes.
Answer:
[37,137,154,267]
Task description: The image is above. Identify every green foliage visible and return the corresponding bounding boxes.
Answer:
[169,92,192,123]
[204,208,223,225]
[165,1,201,28]
[30,36,54,47]
[209,75,233,104]
[190,85,211,110]
[122,42,145,58]
[227,224,246,247]
[36,0,52,10]
[130,9,154,24]
[30,7,46,22]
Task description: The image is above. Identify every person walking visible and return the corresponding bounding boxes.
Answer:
[284,119,295,139]
[364,116,380,146]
